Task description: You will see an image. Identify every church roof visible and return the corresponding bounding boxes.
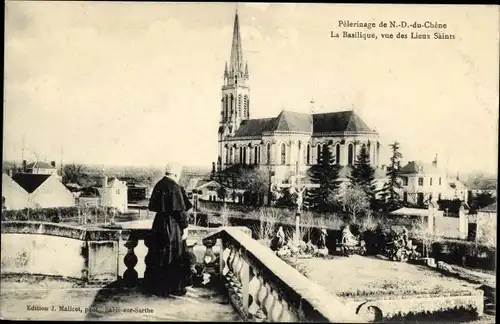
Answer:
[232,110,376,137]
[313,110,374,133]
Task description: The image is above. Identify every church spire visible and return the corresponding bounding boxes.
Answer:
[230,9,244,72]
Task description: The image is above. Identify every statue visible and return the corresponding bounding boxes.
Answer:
[295,186,307,214]
[270,226,286,251]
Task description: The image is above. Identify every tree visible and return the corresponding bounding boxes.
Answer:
[216,185,227,202]
[380,141,403,211]
[306,144,341,213]
[469,191,496,213]
[341,185,370,221]
[349,145,376,204]
[62,163,93,187]
[236,166,269,206]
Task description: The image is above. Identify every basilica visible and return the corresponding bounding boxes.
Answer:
[216,11,384,183]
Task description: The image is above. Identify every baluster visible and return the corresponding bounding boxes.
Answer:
[221,247,230,276]
[270,291,284,322]
[263,282,275,320]
[230,251,242,292]
[247,266,260,319]
[279,299,300,322]
[123,233,138,287]
[255,275,269,321]
[225,247,236,291]
[143,235,152,282]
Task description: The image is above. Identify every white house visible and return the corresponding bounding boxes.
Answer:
[398,157,468,206]
[2,173,30,210]
[11,173,75,209]
[98,176,128,213]
[472,202,496,247]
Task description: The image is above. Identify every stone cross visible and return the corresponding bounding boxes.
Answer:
[272,162,320,244]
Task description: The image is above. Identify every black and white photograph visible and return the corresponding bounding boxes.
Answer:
[1,2,498,322]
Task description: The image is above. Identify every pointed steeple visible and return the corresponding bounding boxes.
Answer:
[230,10,244,72]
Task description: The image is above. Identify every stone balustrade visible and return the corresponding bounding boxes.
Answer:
[202,227,355,323]
[1,221,120,282]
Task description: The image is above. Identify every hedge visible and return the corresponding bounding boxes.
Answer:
[1,206,120,223]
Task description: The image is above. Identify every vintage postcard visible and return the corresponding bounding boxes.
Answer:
[2,2,498,322]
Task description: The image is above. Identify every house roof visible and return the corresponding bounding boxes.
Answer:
[11,173,51,193]
[232,110,376,137]
[399,161,446,175]
[26,161,55,169]
[479,202,497,213]
[80,187,101,198]
[390,207,429,217]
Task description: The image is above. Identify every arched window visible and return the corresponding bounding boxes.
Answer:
[254,146,258,164]
[306,144,311,164]
[243,146,247,164]
[244,95,249,118]
[225,147,229,164]
[239,147,243,164]
[225,95,229,120]
[230,94,234,114]
[335,143,341,164]
[267,143,271,164]
[258,146,261,164]
[281,143,286,165]
[317,144,322,163]
[238,94,242,117]
[230,147,233,164]
[348,143,354,165]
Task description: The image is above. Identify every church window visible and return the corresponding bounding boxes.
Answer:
[317,144,322,163]
[347,143,354,165]
[244,95,249,118]
[281,143,286,165]
[418,177,423,186]
[402,176,408,186]
[224,95,229,120]
[254,146,258,164]
[238,94,242,117]
[230,94,234,114]
[439,177,442,185]
[335,143,341,164]
[225,148,229,164]
[267,143,271,164]
[306,144,311,165]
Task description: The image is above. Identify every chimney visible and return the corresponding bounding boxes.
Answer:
[22,160,27,172]
[51,161,56,167]
[432,154,438,167]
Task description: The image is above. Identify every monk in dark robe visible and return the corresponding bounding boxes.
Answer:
[145,163,193,297]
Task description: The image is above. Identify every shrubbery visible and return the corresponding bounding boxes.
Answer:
[1,206,120,223]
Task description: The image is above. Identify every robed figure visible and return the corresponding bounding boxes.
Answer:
[145,163,193,297]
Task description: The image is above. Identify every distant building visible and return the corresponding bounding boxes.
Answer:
[98,176,128,213]
[469,202,496,246]
[2,173,30,210]
[398,156,468,206]
[11,173,75,209]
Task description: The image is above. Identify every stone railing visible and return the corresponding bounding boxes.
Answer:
[1,221,120,282]
[113,222,252,287]
[203,227,355,323]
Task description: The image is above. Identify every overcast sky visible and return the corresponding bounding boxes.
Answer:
[4,2,499,175]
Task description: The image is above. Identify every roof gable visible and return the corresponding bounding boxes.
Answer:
[2,173,29,194]
[12,173,51,193]
[270,110,312,133]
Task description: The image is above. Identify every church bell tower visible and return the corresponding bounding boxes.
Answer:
[219,9,250,138]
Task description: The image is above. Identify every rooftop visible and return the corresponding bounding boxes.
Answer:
[233,110,377,137]
[11,173,51,193]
